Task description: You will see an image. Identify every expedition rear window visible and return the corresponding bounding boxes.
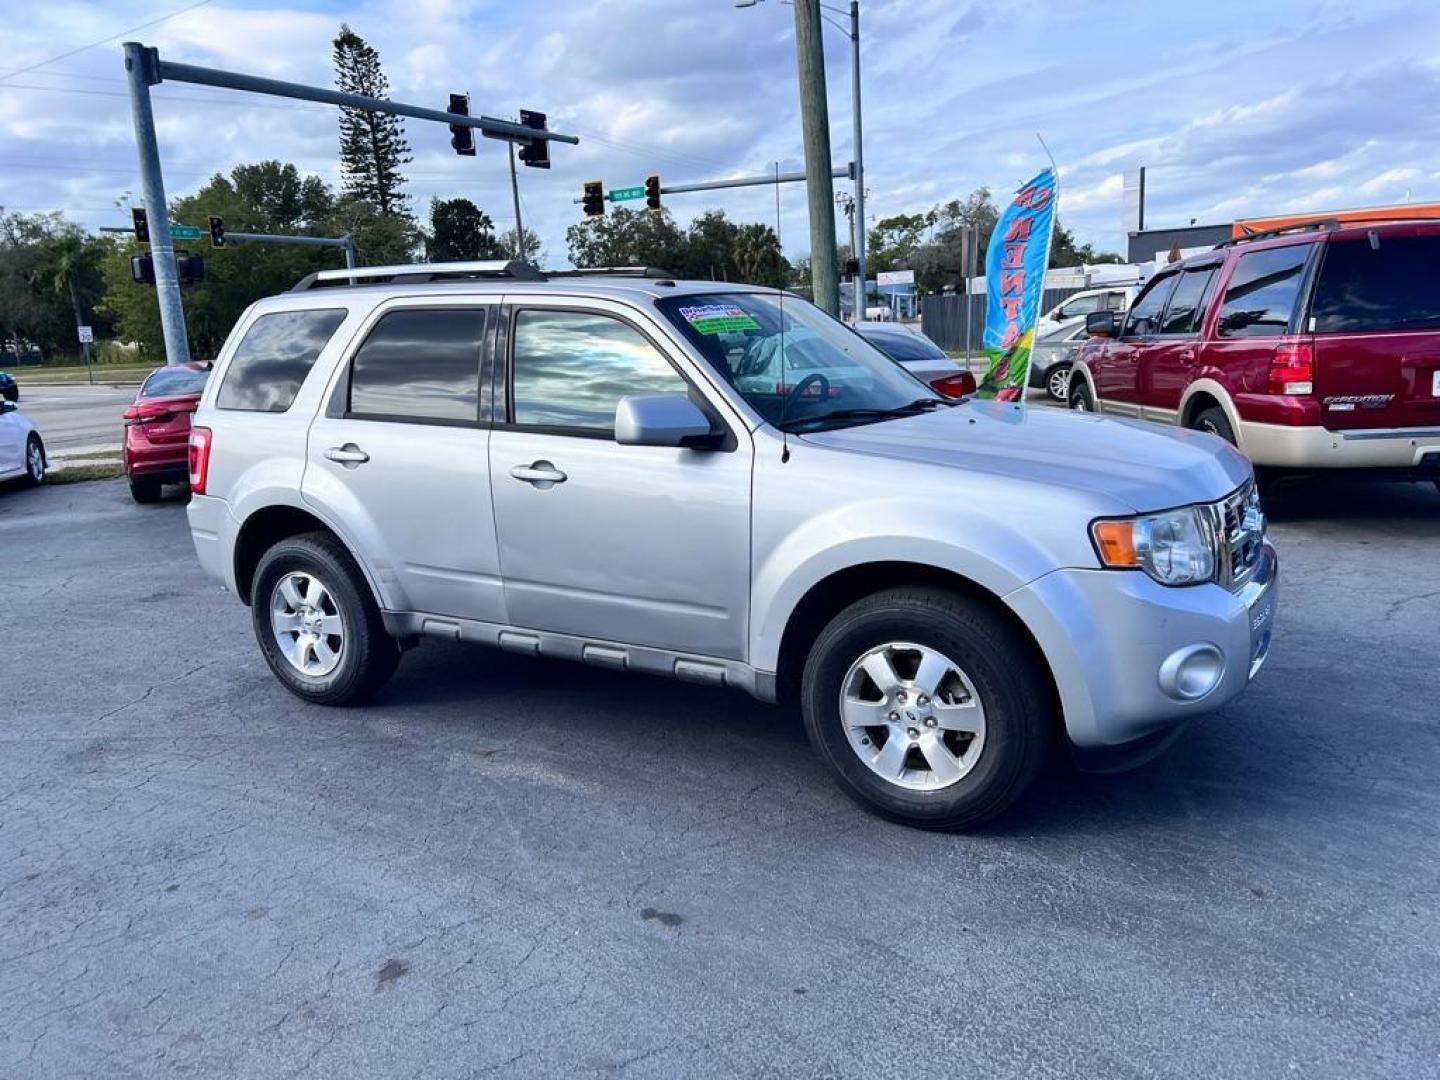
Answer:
[1216,246,1310,337]
[216,308,347,413]
[1310,233,1440,333]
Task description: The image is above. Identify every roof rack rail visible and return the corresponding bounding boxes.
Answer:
[1214,218,1340,249]
[291,259,544,291]
[543,265,678,280]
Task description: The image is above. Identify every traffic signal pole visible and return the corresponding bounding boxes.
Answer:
[123,42,190,366]
[121,40,578,364]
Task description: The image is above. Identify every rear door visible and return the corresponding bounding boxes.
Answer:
[1092,272,1176,413]
[304,300,503,622]
[1307,225,1440,431]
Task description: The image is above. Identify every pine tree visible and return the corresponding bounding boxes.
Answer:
[332,24,412,217]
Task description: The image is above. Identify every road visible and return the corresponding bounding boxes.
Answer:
[16,383,137,456]
[2,477,1438,1078]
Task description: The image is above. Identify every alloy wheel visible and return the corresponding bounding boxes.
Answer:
[839,641,987,791]
[1047,366,1072,401]
[26,440,44,482]
[270,571,345,678]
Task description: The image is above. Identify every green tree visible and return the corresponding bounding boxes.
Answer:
[565,207,687,270]
[1048,220,1123,266]
[731,222,789,288]
[866,212,929,274]
[332,24,411,217]
[498,225,543,265]
[425,197,504,262]
[328,197,420,266]
[0,211,108,357]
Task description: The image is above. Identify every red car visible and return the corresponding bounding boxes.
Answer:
[1070,218,1440,491]
[123,363,211,503]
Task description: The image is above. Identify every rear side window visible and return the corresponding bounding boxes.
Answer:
[348,308,487,423]
[863,332,946,363]
[217,309,347,412]
[510,309,688,433]
[1124,275,1177,337]
[1216,246,1311,337]
[1159,266,1218,334]
[1310,234,1440,333]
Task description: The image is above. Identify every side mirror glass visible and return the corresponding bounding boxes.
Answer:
[615,393,719,449]
[1085,310,1119,338]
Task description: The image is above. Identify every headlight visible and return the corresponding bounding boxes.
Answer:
[1091,506,1218,586]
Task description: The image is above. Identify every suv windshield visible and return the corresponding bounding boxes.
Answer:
[657,292,941,430]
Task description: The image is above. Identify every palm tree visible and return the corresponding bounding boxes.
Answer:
[43,230,98,381]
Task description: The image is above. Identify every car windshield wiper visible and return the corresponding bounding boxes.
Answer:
[780,397,951,431]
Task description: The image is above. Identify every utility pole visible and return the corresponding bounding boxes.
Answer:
[848,0,867,320]
[792,0,840,316]
[122,42,191,366]
[508,141,524,260]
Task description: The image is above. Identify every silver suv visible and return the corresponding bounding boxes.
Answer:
[186,261,1278,829]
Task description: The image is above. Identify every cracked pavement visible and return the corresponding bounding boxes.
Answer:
[2,477,1438,1078]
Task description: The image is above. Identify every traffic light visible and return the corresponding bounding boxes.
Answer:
[208,215,226,248]
[645,174,661,213]
[176,251,205,286]
[843,257,860,279]
[132,207,149,244]
[517,109,549,169]
[583,180,605,218]
[130,253,155,285]
[447,92,475,156]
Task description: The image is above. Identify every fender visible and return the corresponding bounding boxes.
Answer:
[748,490,1096,673]
[1178,377,1246,452]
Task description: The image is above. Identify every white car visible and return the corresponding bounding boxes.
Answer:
[1035,285,1138,338]
[0,398,46,486]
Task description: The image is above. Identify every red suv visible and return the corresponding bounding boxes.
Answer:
[123,362,210,503]
[1070,219,1440,490]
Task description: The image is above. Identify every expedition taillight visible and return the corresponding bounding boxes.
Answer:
[1267,342,1314,396]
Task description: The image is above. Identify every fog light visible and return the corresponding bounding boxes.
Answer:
[1158,644,1224,701]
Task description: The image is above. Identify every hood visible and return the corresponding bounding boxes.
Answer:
[799,400,1251,512]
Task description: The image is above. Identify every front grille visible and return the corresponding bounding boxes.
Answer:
[1213,481,1264,590]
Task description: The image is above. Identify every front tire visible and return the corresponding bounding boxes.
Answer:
[1068,378,1094,412]
[800,588,1053,830]
[24,436,44,485]
[251,531,400,705]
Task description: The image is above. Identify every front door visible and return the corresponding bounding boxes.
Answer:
[488,301,752,660]
[0,408,23,476]
[1141,263,1220,420]
[1095,272,1178,413]
[303,300,503,622]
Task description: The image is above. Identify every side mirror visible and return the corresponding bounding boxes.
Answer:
[1086,311,1119,338]
[0,400,15,415]
[615,393,720,449]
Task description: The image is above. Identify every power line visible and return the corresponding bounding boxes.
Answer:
[0,0,215,84]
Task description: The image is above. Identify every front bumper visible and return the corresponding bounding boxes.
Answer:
[1005,542,1277,750]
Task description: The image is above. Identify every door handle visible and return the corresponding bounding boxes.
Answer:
[1179,349,1197,364]
[510,461,567,489]
[324,443,369,466]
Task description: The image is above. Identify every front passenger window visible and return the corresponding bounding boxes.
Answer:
[1123,276,1177,338]
[510,309,689,434]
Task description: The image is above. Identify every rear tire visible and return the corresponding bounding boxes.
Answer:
[251,531,400,706]
[23,436,44,486]
[1191,405,1236,446]
[1045,364,1072,402]
[1068,378,1094,412]
[129,477,162,503]
[800,587,1053,830]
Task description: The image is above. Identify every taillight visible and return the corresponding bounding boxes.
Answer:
[1267,342,1314,395]
[188,426,212,494]
[930,371,978,399]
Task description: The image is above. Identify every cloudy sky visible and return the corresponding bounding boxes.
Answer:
[2,0,1438,266]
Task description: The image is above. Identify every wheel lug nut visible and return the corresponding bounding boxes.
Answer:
[896,690,908,704]
[907,727,920,739]
[924,716,938,728]
[888,711,900,722]
[917,694,930,706]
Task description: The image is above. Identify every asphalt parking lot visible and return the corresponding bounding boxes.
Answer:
[3,477,1438,1078]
